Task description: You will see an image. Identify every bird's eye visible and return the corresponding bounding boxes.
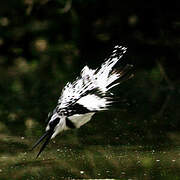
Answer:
[49,118,60,129]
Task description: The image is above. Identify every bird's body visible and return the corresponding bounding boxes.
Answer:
[32,45,133,157]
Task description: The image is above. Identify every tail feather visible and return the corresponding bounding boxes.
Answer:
[94,46,131,93]
[107,64,134,90]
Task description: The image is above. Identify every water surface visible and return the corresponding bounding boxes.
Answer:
[0,131,180,179]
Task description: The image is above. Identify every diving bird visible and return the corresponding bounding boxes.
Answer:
[31,45,133,158]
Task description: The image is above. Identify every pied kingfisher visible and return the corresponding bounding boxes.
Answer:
[31,45,133,157]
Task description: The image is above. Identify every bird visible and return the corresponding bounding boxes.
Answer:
[31,45,134,158]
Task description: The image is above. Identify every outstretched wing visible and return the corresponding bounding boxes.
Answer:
[57,45,133,114]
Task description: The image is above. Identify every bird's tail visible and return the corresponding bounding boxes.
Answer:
[107,64,134,91]
[95,45,134,94]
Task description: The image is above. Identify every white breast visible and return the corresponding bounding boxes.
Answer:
[68,112,95,128]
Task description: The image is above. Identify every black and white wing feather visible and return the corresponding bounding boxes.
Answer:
[57,45,133,114]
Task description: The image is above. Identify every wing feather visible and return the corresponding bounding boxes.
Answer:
[57,45,133,113]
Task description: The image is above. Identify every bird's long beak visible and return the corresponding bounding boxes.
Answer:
[31,130,53,158]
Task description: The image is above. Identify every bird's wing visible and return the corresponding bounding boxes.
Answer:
[57,45,133,113]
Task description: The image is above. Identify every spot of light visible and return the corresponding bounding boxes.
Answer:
[0,17,9,26]
[34,39,48,52]
[128,15,138,27]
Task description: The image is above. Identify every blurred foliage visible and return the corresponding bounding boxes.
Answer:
[0,0,179,145]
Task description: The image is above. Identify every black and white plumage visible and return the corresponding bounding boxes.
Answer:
[32,45,133,157]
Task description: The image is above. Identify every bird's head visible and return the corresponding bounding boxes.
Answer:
[31,111,64,158]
